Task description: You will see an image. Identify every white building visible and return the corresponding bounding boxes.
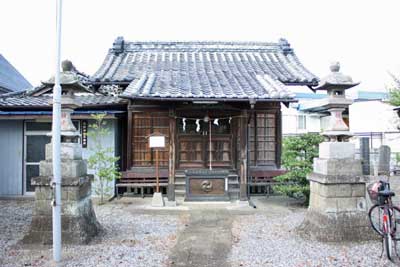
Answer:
[349,98,400,152]
[282,91,327,136]
[282,90,400,161]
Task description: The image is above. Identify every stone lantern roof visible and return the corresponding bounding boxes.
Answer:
[43,60,91,141]
[313,62,360,91]
[42,60,92,94]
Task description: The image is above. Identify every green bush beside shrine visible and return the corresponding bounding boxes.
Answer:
[275,133,324,204]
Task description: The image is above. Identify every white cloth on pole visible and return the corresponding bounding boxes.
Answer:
[196,119,201,132]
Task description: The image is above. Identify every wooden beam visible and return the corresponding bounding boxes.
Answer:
[239,109,248,200]
[168,108,176,201]
[126,104,133,170]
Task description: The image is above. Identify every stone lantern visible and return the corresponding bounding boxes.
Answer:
[314,61,359,141]
[23,60,100,245]
[43,60,87,142]
[298,62,375,242]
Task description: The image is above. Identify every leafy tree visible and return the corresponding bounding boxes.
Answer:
[87,113,121,204]
[274,133,324,204]
[388,72,400,106]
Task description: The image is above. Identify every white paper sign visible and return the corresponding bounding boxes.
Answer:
[149,135,165,148]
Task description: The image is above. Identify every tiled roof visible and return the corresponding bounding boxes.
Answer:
[0,54,32,93]
[123,73,295,99]
[92,38,318,100]
[0,94,126,108]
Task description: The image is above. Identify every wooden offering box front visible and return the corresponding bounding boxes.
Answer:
[185,169,229,201]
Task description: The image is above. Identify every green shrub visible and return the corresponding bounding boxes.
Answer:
[274,133,324,204]
[388,72,400,106]
[389,88,400,107]
[396,153,400,165]
[87,114,121,204]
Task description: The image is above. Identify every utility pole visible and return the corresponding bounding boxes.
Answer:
[52,0,63,262]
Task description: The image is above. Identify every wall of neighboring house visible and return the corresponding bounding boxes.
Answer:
[348,100,400,170]
[0,121,23,195]
[349,100,400,152]
[282,104,322,136]
[0,119,119,197]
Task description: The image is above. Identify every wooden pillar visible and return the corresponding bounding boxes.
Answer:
[239,109,248,200]
[120,115,127,171]
[276,108,282,169]
[168,108,176,201]
[231,116,238,170]
[126,105,133,170]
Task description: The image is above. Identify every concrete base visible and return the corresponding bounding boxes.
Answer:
[301,178,375,242]
[164,198,177,207]
[313,158,362,177]
[40,159,87,178]
[297,210,377,242]
[45,143,82,161]
[303,140,374,242]
[22,176,100,245]
[152,192,165,207]
[319,142,355,159]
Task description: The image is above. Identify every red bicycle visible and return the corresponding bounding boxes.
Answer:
[368,179,400,261]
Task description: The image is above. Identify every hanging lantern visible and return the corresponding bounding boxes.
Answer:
[203,115,210,123]
[213,119,219,126]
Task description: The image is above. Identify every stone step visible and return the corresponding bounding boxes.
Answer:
[228,188,240,193]
[175,180,186,186]
[175,189,241,198]
[229,192,240,200]
[175,185,186,191]
[175,189,186,196]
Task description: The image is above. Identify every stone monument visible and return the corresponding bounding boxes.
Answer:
[377,145,391,176]
[298,62,374,241]
[22,61,100,244]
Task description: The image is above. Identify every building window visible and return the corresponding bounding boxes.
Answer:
[132,112,169,167]
[298,114,307,130]
[249,112,276,166]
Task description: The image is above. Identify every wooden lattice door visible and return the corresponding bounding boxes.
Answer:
[177,118,233,169]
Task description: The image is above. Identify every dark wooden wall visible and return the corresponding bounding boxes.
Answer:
[124,101,283,194]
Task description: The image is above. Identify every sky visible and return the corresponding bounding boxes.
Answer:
[1,0,400,92]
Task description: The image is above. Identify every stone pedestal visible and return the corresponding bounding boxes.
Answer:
[152,192,165,207]
[298,142,375,241]
[22,143,100,245]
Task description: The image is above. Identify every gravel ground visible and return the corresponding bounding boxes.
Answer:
[3,198,400,267]
[0,199,185,267]
[229,209,398,267]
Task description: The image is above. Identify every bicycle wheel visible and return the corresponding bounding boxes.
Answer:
[369,204,384,236]
[390,206,400,241]
[384,219,393,260]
